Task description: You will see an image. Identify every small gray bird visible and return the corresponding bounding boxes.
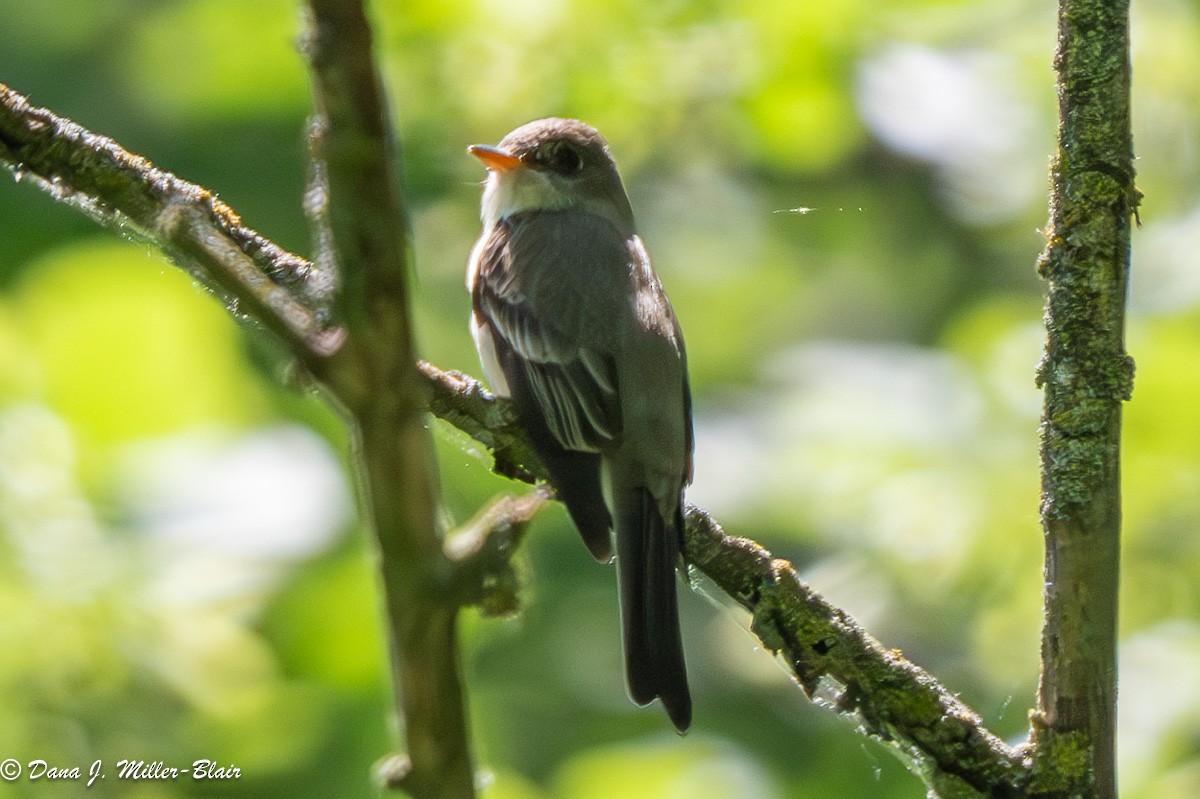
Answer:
[467,118,693,731]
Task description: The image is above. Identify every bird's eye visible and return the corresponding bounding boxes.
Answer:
[533,141,584,176]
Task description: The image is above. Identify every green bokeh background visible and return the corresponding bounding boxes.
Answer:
[3,1,1200,797]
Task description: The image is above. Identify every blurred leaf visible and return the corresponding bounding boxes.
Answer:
[121,0,309,121]
[261,550,387,692]
[554,737,775,799]
[0,304,39,401]
[15,240,266,447]
[480,770,550,799]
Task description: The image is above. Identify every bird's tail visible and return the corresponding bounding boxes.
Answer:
[615,486,691,732]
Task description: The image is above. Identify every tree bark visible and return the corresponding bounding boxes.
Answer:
[300,1,476,796]
[1031,0,1137,795]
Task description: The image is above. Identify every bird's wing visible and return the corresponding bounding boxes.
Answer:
[472,211,627,452]
[626,233,694,486]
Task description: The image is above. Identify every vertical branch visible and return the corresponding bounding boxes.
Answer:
[301,2,475,798]
[1032,0,1136,795]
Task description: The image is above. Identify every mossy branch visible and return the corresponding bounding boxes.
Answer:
[1030,0,1136,795]
[0,83,342,372]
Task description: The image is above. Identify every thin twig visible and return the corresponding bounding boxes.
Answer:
[443,490,550,615]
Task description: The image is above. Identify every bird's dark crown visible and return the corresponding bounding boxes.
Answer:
[497,118,612,160]
[495,118,625,180]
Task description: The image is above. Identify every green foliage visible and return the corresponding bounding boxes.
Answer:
[3,0,1200,797]
[123,0,310,122]
[13,241,267,445]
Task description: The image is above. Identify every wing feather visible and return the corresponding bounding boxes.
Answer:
[472,211,626,452]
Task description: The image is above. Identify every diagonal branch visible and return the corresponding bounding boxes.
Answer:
[419,364,1029,799]
[2,80,1037,797]
[0,82,342,371]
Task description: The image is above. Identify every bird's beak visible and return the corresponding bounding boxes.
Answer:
[468,144,523,173]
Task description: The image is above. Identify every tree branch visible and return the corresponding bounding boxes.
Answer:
[443,490,549,616]
[0,82,342,371]
[416,362,545,486]
[419,363,1030,798]
[684,506,1027,799]
[1030,0,1136,795]
[299,2,475,798]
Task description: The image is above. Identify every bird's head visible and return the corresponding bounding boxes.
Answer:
[469,118,636,233]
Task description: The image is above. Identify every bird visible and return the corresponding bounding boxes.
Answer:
[466,118,693,731]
